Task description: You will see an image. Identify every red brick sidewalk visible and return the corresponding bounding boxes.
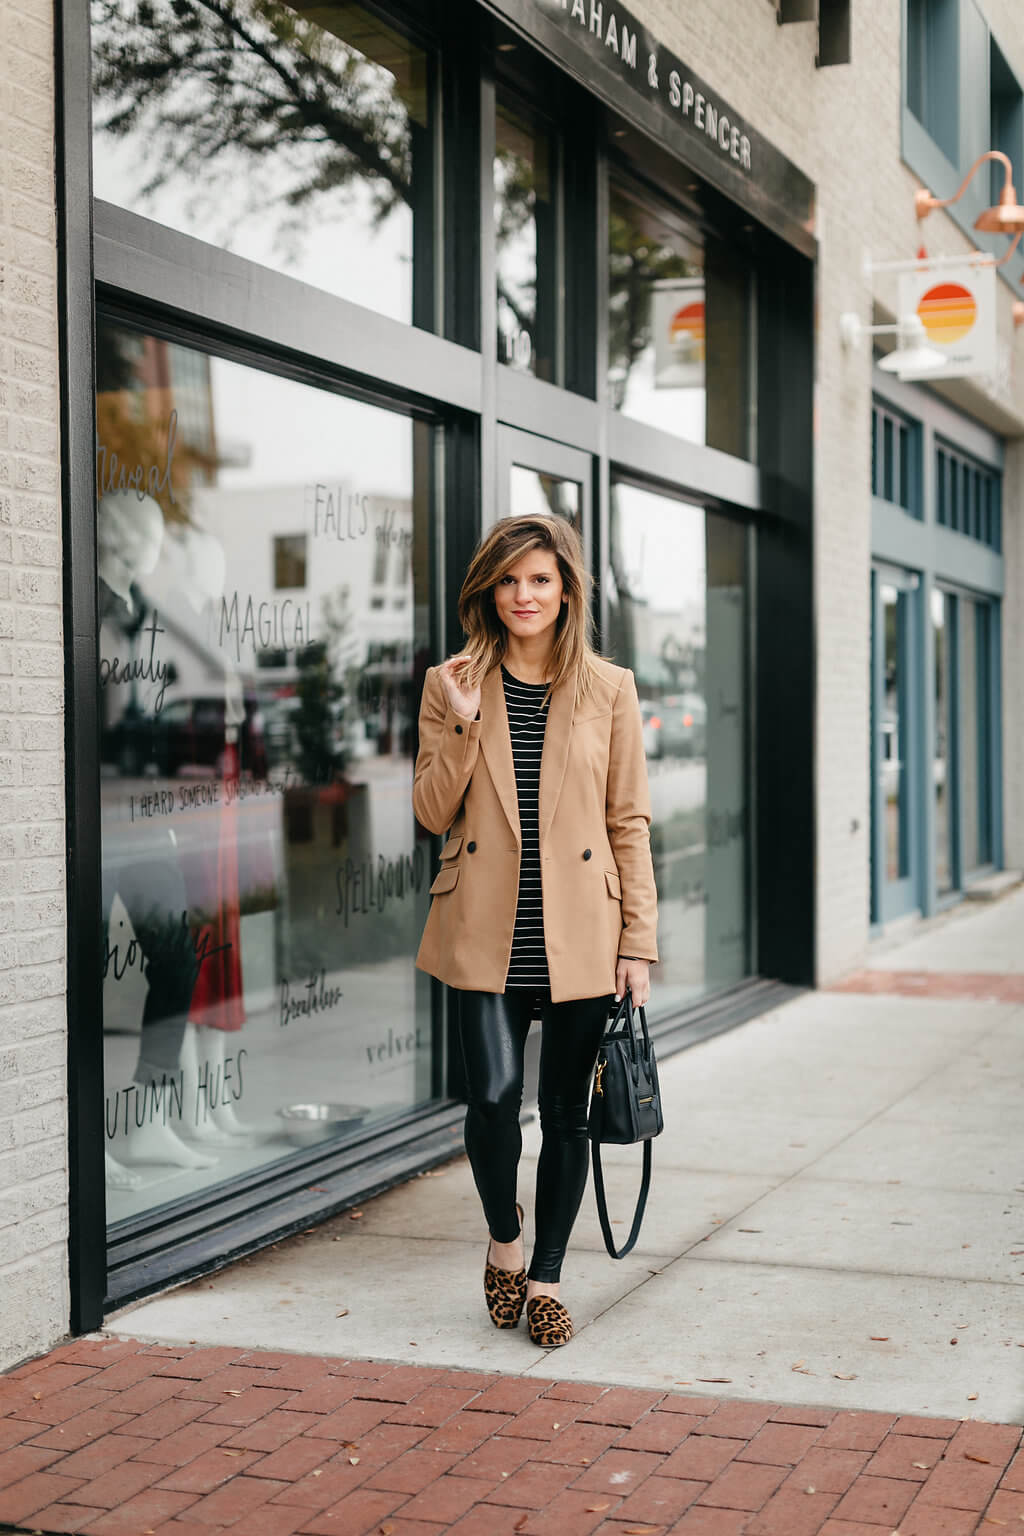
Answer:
[1,1338,1021,1535]
[829,969,1024,1003]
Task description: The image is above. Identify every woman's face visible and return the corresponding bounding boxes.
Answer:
[493,548,567,644]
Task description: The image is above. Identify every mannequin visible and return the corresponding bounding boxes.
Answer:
[100,491,220,1180]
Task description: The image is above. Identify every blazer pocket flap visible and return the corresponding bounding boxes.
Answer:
[604,869,622,900]
[429,864,461,895]
[439,835,462,860]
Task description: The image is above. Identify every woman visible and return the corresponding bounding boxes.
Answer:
[412,514,658,1348]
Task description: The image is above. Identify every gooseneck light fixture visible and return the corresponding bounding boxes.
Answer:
[915,150,1024,233]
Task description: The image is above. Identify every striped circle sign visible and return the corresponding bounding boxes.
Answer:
[916,282,977,346]
[671,300,706,359]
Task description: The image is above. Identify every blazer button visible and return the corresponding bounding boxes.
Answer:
[454,723,463,734]
[467,841,477,853]
[582,848,592,860]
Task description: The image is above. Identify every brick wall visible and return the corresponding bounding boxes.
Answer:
[0,0,70,1367]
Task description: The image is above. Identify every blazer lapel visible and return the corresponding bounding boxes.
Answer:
[537,671,575,849]
[479,666,520,844]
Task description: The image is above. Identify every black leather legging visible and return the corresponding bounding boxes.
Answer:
[456,987,613,1283]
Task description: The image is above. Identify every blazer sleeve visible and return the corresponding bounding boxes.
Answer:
[412,665,483,835]
[606,667,660,963]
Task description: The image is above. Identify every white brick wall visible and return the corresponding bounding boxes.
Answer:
[0,0,70,1369]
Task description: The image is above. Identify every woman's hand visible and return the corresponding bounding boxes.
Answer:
[614,957,650,1008]
[438,654,481,722]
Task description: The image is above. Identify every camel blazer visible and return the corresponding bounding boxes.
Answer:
[412,655,659,1001]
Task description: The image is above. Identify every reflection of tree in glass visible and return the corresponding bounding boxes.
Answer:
[608,200,697,411]
[494,145,537,340]
[294,639,345,785]
[91,0,418,260]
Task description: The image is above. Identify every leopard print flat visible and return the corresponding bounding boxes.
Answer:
[484,1202,526,1329]
[526,1295,574,1348]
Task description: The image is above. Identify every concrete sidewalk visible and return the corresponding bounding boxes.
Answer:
[106,889,1024,1427]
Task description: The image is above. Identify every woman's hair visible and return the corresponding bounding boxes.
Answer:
[451,514,608,709]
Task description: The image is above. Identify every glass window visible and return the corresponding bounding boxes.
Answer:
[936,441,1001,549]
[91,1,436,327]
[937,448,947,524]
[509,467,580,526]
[881,581,910,883]
[871,410,879,495]
[494,92,557,380]
[274,535,307,591]
[608,180,751,458]
[882,418,895,502]
[990,39,1023,208]
[96,318,436,1225]
[932,588,953,894]
[961,597,993,872]
[606,482,750,1012]
[906,0,959,165]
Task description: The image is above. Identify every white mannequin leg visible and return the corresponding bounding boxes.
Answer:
[194,1026,254,1138]
[118,1113,219,1169]
[178,1022,240,1145]
[114,1050,220,1170]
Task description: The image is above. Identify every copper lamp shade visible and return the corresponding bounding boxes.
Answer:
[974,180,1024,233]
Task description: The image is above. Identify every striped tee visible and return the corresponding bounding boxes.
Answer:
[501,665,551,990]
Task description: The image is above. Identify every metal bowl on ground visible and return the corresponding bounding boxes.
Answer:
[277,1103,368,1147]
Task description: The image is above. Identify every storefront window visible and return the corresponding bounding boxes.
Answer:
[96,318,436,1223]
[509,467,579,525]
[606,482,750,1011]
[608,180,752,458]
[494,92,557,380]
[91,1,435,326]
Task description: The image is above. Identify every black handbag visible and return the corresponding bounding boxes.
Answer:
[588,986,664,1259]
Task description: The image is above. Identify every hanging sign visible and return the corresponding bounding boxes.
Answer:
[896,262,997,380]
[652,278,706,388]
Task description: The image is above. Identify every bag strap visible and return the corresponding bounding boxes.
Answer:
[591,1137,652,1260]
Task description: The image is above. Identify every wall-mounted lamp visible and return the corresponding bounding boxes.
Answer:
[915,150,1024,233]
[1014,301,1024,330]
[839,312,945,373]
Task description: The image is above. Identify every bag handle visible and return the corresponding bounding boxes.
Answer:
[606,986,653,1067]
[591,1138,652,1260]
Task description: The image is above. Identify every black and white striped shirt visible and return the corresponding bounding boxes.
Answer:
[501,666,551,989]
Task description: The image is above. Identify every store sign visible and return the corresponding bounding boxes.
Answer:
[540,0,753,169]
[486,0,816,251]
[897,262,997,381]
[652,278,706,389]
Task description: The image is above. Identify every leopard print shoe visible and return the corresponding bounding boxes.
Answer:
[525,1295,574,1349]
[484,1202,526,1329]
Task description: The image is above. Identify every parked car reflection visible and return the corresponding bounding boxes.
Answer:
[107,694,268,778]
[642,692,706,759]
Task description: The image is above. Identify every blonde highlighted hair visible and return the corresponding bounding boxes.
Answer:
[450,514,609,711]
